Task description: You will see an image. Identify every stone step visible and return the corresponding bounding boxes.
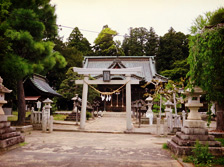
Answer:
[0,135,25,148]
[0,122,11,129]
[0,131,21,140]
[0,127,16,135]
[103,112,126,118]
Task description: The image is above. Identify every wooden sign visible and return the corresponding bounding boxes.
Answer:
[103,71,110,82]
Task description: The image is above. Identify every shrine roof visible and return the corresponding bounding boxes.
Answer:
[83,56,168,82]
[24,74,62,97]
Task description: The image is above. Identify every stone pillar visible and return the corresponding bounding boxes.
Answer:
[80,75,88,129]
[182,110,186,127]
[145,96,153,125]
[163,118,168,136]
[126,74,132,131]
[156,118,161,135]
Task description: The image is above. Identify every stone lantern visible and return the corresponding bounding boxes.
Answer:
[164,100,173,113]
[43,98,53,117]
[42,98,53,132]
[184,86,204,120]
[145,96,153,125]
[0,77,12,115]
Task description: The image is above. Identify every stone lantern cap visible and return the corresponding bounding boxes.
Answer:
[183,86,205,96]
[43,98,53,104]
[72,94,79,101]
[0,77,12,93]
[165,100,173,107]
[145,96,153,102]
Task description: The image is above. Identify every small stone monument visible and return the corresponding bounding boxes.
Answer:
[42,98,53,133]
[145,96,153,125]
[167,86,222,156]
[0,76,25,149]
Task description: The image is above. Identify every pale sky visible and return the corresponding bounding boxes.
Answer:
[51,0,224,45]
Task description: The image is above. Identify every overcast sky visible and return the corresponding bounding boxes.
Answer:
[51,0,224,45]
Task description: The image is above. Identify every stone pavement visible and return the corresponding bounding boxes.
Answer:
[53,112,164,134]
[0,112,196,167]
[0,131,186,167]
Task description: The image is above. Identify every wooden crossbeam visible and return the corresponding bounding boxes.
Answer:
[73,67,142,75]
[75,80,139,85]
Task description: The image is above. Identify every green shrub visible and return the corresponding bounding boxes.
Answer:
[183,140,213,166]
[215,138,224,147]
[86,111,92,120]
[162,143,168,149]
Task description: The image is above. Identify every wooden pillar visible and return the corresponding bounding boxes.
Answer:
[80,75,88,129]
[126,74,132,131]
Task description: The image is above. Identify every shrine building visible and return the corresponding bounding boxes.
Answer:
[83,56,167,112]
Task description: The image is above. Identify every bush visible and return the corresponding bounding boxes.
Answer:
[183,140,213,166]
[162,143,168,149]
[86,111,92,120]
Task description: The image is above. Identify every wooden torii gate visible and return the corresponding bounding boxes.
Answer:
[73,67,142,131]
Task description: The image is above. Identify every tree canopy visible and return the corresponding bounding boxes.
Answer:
[188,7,224,130]
[156,27,189,74]
[93,25,119,56]
[122,27,159,56]
[0,0,66,124]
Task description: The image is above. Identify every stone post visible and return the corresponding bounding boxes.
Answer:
[156,117,161,135]
[163,118,168,136]
[126,74,132,131]
[72,94,79,125]
[182,110,186,127]
[80,75,88,129]
[164,101,173,132]
[145,96,153,125]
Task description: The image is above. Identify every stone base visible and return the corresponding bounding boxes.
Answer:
[168,120,223,156]
[184,120,205,128]
[0,115,25,149]
[167,140,223,156]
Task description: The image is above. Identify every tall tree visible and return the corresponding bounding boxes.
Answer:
[188,7,224,131]
[93,25,118,56]
[1,0,66,125]
[122,27,148,56]
[145,27,159,56]
[67,27,92,56]
[156,27,189,74]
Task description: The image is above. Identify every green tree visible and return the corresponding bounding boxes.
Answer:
[122,27,159,56]
[93,25,118,56]
[160,59,189,81]
[188,7,224,131]
[145,27,159,56]
[0,0,66,125]
[156,27,189,74]
[57,67,99,110]
[67,27,93,56]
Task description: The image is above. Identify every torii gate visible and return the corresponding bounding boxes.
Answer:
[73,67,142,131]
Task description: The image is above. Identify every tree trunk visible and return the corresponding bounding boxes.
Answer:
[216,103,224,131]
[17,79,26,125]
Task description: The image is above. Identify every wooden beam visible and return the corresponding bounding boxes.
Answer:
[75,80,139,85]
[73,67,142,75]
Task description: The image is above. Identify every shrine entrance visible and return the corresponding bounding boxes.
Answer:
[73,67,142,131]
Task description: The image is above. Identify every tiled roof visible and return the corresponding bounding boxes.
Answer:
[29,74,62,97]
[83,56,167,82]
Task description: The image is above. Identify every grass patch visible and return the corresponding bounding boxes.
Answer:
[7,111,31,122]
[53,114,67,121]
[215,138,224,146]
[162,143,168,149]
[19,142,28,147]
